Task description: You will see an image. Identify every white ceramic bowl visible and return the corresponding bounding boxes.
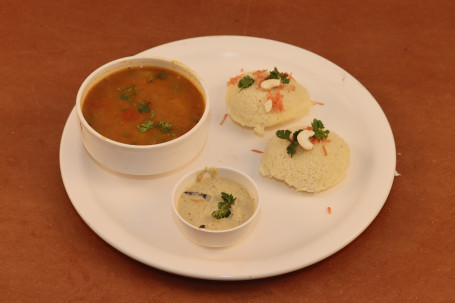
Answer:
[172,166,260,247]
[76,56,210,175]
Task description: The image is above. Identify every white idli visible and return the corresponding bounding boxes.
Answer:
[259,126,350,192]
[226,69,313,135]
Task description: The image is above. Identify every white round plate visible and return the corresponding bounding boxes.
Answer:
[60,36,396,280]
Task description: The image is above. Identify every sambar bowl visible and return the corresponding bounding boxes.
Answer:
[75,56,210,175]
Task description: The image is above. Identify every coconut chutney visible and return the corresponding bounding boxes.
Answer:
[177,168,256,231]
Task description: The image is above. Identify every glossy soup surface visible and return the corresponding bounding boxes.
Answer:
[82,66,205,145]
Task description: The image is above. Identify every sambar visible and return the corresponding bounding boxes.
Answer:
[82,66,205,145]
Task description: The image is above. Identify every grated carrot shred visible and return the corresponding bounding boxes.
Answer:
[227,74,243,86]
[328,207,332,214]
[323,145,328,156]
[251,149,264,154]
[312,100,325,106]
[253,69,267,76]
[311,137,320,144]
[253,70,267,88]
[265,88,284,112]
[275,89,284,111]
[219,113,228,125]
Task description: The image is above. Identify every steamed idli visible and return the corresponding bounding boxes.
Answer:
[259,123,350,192]
[226,68,313,135]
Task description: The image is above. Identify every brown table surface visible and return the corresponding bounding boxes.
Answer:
[2,0,454,301]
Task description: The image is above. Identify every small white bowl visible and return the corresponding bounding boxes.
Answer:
[172,166,260,247]
[75,56,210,175]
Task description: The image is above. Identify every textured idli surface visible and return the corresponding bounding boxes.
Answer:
[259,128,350,192]
[226,69,313,135]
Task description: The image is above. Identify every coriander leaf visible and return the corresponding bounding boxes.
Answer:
[287,141,299,157]
[311,119,329,139]
[238,75,254,90]
[118,85,137,101]
[157,121,173,134]
[137,101,151,113]
[288,129,303,156]
[156,70,167,80]
[292,129,303,141]
[268,67,280,80]
[276,129,292,140]
[267,67,290,84]
[212,208,231,219]
[212,192,236,219]
[137,120,154,133]
[276,129,303,157]
[280,73,290,84]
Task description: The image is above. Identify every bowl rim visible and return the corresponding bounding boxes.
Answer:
[75,55,210,150]
[172,166,261,234]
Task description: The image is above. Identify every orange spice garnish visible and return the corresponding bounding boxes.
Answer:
[219,113,228,125]
[253,70,267,88]
[227,74,243,86]
[266,88,285,112]
[311,137,320,144]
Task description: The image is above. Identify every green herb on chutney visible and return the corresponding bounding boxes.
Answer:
[212,192,236,219]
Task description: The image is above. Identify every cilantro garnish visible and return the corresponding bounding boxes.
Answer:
[117,86,137,101]
[137,101,151,113]
[238,75,255,90]
[276,119,329,156]
[267,67,290,84]
[311,119,329,139]
[137,119,176,135]
[276,129,303,157]
[156,121,174,134]
[137,120,154,133]
[156,70,167,80]
[212,192,236,219]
